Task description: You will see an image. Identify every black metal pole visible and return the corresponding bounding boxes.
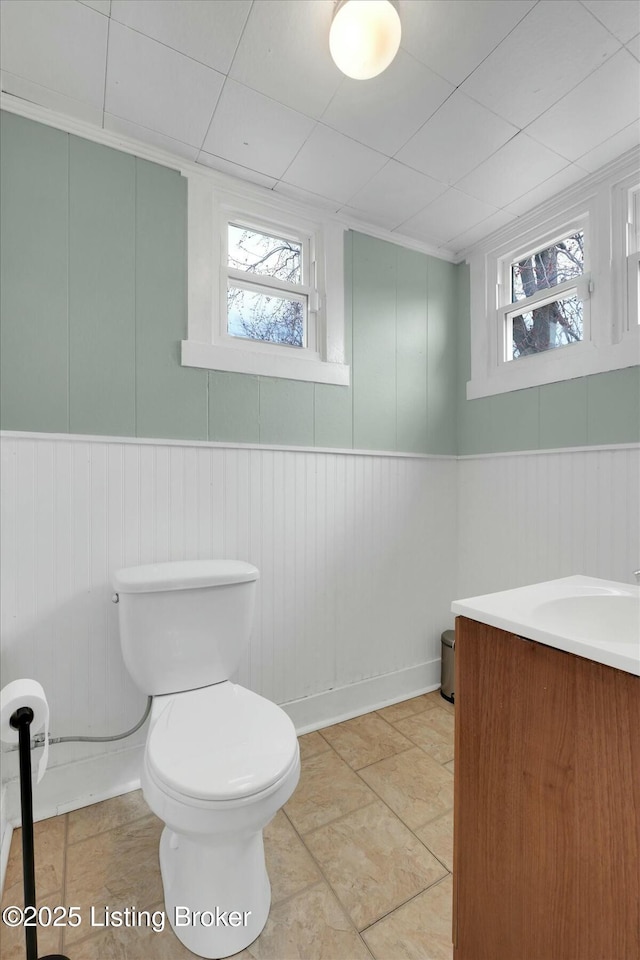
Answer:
[10,707,38,960]
[9,707,70,960]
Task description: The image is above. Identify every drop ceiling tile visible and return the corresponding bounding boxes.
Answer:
[230,0,342,119]
[346,161,446,230]
[576,120,640,173]
[582,0,640,44]
[450,209,517,255]
[110,0,251,74]
[400,0,536,86]
[282,125,386,205]
[626,34,640,61]
[321,50,453,155]
[272,181,343,213]
[1,70,104,125]
[197,152,278,189]
[105,21,224,148]
[202,79,315,179]
[525,50,640,161]
[339,205,393,232]
[396,92,518,185]
[103,113,199,161]
[0,0,107,107]
[460,0,620,127]
[79,0,111,14]
[399,188,499,244]
[455,133,567,208]
[505,164,588,217]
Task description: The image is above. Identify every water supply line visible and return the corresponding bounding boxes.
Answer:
[3,697,152,752]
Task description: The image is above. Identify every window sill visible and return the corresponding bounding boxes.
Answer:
[467,336,640,399]
[181,339,350,386]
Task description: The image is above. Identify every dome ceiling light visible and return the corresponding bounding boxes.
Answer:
[329,0,402,80]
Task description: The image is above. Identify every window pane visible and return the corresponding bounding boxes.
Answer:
[227,285,304,347]
[228,224,302,284]
[510,295,583,359]
[512,232,584,303]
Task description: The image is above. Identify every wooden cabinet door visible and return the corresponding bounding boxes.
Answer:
[453,616,640,960]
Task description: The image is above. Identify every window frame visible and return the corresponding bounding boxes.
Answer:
[497,218,591,368]
[223,214,315,355]
[621,180,640,334]
[466,151,640,400]
[182,174,349,386]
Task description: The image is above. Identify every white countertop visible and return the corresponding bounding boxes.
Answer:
[451,575,640,676]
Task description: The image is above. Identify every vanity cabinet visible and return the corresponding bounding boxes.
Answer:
[452,616,640,960]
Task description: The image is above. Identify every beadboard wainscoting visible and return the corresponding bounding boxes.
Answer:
[0,432,457,825]
[457,445,640,600]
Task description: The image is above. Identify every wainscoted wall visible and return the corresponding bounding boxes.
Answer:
[456,264,640,454]
[457,445,640,600]
[0,432,457,820]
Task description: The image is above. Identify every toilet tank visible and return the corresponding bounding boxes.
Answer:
[113,560,259,696]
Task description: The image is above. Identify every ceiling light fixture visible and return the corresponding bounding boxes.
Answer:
[329,0,401,80]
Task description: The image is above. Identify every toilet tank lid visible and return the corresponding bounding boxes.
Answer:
[113,560,259,593]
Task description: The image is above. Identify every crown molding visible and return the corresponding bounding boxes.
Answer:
[0,92,457,264]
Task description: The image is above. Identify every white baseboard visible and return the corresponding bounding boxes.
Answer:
[4,744,145,827]
[281,660,441,734]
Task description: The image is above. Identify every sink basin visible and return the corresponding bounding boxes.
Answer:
[452,576,640,676]
[535,595,640,645]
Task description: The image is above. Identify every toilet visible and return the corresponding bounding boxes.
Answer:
[112,559,300,959]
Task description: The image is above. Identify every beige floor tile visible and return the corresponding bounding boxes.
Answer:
[394,709,455,764]
[264,811,321,903]
[358,747,453,830]
[376,694,440,725]
[284,750,376,835]
[415,810,454,872]
[243,882,372,960]
[67,789,151,844]
[0,891,64,960]
[431,691,454,715]
[64,900,195,959]
[319,713,412,770]
[297,731,331,761]
[64,814,164,945]
[303,801,447,931]
[444,759,454,774]
[363,875,453,960]
[2,814,66,906]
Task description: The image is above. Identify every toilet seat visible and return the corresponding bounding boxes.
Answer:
[147,682,298,803]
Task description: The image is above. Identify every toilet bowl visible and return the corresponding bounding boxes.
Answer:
[113,560,300,959]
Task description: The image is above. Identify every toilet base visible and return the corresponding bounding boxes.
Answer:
[159,826,271,959]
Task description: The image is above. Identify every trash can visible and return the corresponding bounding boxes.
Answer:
[440,630,455,704]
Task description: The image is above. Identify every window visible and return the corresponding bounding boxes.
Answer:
[466,150,640,400]
[226,222,309,350]
[499,226,589,363]
[182,175,349,386]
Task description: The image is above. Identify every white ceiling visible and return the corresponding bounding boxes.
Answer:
[1,0,639,256]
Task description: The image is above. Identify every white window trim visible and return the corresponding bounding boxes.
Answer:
[611,173,640,341]
[182,174,350,385]
[466,150,640,400]
[497,216,591,368]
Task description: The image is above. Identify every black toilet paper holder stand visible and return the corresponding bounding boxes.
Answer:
[9,706,69,960]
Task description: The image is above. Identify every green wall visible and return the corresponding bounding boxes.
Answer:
[2,111,636,456]
[0,111,456,455]
[456,262,640,454]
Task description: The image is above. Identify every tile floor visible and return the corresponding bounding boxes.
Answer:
[1,691,455,960]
